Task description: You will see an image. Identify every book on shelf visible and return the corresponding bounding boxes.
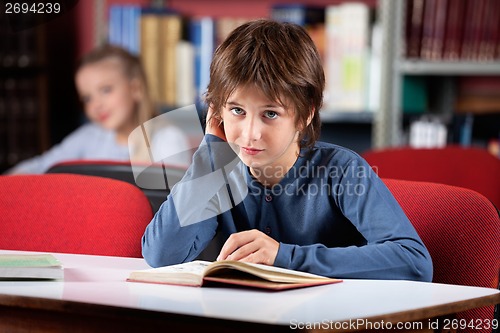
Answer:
[442,0,466,60]
[419,0,437,59]
[405,0,425,59]
[460,0,485,60]
[160,14,183,106]
[108,4,141,55]
[190,17,215,106]
[477,0,500,61]
[455,76,500,114]
[324,2,371,112]
[127,260,342,291]
[0,254,64,280]
[405,0,500,61]
[429,0,448,60]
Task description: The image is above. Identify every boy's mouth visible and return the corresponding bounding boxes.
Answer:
[241,147,263,156]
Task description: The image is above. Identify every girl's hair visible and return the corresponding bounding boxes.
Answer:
[205,19,325,148]
[76,44,156,126]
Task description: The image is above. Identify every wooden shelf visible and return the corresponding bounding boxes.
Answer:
[398,60,500,76]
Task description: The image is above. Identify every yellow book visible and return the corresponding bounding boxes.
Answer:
[140,12,162,103]
[160,14,182,106]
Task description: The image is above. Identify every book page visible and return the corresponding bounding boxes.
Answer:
[128,261,212,286]
[206,261,336,283]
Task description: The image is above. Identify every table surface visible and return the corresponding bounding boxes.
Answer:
[0,250,498,330]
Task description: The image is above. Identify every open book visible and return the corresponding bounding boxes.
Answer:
[0,254,64,280]
[127,260,341,290]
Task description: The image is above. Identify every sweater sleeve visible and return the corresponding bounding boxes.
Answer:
[5,124,97,174]
[142,134,246,267]
[274,154,433,282]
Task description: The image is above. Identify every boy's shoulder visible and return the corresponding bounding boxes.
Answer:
[312,141,363,160]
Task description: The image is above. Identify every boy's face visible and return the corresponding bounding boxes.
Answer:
[221,85,300,178]
[75,59,139,134]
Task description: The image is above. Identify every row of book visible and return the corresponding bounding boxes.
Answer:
[0,13,47,171]
[0,77,44,169]
[0,11,46,69]
[405,0,500,61]
[107,2,380,113]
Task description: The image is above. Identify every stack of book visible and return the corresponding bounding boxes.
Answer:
[405,0,500,61]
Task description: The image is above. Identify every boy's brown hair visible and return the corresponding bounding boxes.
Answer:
[205,19,325,148]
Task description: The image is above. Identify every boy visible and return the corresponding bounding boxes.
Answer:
[142,20,433,281]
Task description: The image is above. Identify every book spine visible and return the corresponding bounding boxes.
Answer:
[140,11,162,105]
[477,0,500,60]
[460,0,484,60]
[405,0,425,59]
[442,0,465,60]
[429,0,448,60]
[190,17,214,106]
[420,0,437,59]
[160,14,183,106]
[108,5,122,47]
[176,41,195,107]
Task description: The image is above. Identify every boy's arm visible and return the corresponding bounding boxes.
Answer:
[274,159,433,282]
[142,134,246,267]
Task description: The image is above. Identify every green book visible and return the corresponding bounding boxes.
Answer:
[402,76,428,114]
[0,254,64,280]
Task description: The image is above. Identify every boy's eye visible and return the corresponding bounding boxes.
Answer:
[264,111,278,119]
[230,107,245,115]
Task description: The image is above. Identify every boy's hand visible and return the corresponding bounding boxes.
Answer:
[205,106,226,141]
[216,229,279,266]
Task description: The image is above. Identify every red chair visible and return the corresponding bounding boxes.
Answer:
[0,174,153,257]
[384,178,500,332]
[46,160,187,214]
[362,145,500,209]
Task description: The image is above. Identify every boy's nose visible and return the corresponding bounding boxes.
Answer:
[241,117,262,141]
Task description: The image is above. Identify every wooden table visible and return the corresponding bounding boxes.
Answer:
[0,250,498,332]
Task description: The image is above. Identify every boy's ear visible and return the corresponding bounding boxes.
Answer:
[306,108,314,127]
[299,108,315,131]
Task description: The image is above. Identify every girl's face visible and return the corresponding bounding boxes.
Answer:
[221,85,300,183]
[75,59,140,134]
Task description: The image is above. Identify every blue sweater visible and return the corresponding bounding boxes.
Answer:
[142,135,433,281]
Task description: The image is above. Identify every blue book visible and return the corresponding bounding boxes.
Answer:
[129,6,141,55]
[190,17,215,106]
[121,5,141,55]
[108,5,123,46]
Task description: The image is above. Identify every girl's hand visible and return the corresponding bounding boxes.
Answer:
[205,106,226,141]
[216,229,279,266]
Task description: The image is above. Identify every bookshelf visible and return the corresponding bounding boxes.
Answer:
[0,14,49,172]
[376,0,500,149]
[102,0,380,152]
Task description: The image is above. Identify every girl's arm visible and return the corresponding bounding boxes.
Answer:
[5,124,102,174]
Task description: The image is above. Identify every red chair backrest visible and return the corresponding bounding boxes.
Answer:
[0,174,153,257]
[363,146,500,209]
[46,159,188,214]
[384,178,500,332]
